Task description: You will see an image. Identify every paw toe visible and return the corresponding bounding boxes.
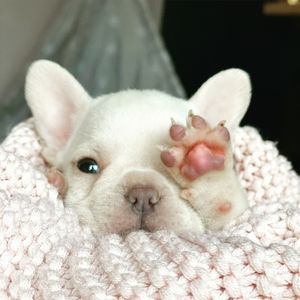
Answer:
[170,124,185,141]
[160,150,176,167]
[191,115,207,130]
[217,123,230,143]
[161,147,185,168]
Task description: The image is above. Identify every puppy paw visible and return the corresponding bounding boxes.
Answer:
[160,110,230,183]
[47,167,67,196]
[160,111,247,230]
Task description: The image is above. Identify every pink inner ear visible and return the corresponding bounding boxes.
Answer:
[48,100,77,148]
[51,125,71,146]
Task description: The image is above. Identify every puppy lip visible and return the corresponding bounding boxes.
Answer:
[119,226,150,237]
[131,205,154,216]
[117,216,150,236]
[140,217,150,232]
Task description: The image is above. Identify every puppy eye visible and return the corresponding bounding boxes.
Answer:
[77,158,100,174]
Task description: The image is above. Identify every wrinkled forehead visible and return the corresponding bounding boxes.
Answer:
[81,90,191,140]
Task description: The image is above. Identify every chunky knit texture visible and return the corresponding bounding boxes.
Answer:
[0,119,299,299]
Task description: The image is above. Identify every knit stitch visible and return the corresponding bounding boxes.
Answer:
[0,119,299,299]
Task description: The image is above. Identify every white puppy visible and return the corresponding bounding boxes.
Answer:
[25,60,250,235]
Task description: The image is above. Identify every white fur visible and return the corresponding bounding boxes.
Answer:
[25,60,251,235]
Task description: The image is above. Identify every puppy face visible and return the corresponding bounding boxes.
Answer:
[25,60,251,235]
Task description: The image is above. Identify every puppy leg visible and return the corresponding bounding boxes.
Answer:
[160,111,247,229]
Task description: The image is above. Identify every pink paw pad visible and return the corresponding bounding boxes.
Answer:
[218,201,232,214]
[47,167,67,196]
[161,112,230,182]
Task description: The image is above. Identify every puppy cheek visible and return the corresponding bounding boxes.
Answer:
[110,206,140,234]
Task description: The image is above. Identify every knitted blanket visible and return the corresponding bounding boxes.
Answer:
[0,119,300,300]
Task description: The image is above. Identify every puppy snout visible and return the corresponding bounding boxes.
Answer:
[127,187,159,215]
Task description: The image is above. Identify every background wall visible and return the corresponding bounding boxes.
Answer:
[162,0,300,173]
[0,0,64,101]
[0,0,164,101]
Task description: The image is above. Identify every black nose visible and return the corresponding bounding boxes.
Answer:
[126,187,159,215]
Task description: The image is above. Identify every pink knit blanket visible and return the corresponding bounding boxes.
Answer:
[0,119,300,299]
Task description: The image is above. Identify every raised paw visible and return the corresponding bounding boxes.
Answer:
[160,111,231,182]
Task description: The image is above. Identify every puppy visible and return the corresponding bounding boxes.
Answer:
[25,60,250,235]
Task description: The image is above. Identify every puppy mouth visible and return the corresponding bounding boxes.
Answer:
[140,217,150,231]
[118,217,150,237]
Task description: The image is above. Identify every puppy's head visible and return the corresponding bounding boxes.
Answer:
[25,60,251,235]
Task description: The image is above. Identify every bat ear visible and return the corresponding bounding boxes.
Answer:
[25,60,91,163]
[189,69,251,132]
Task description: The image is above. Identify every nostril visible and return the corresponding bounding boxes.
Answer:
[149,195,160,205]
[126,187,160,215]
[128,196,138,204]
